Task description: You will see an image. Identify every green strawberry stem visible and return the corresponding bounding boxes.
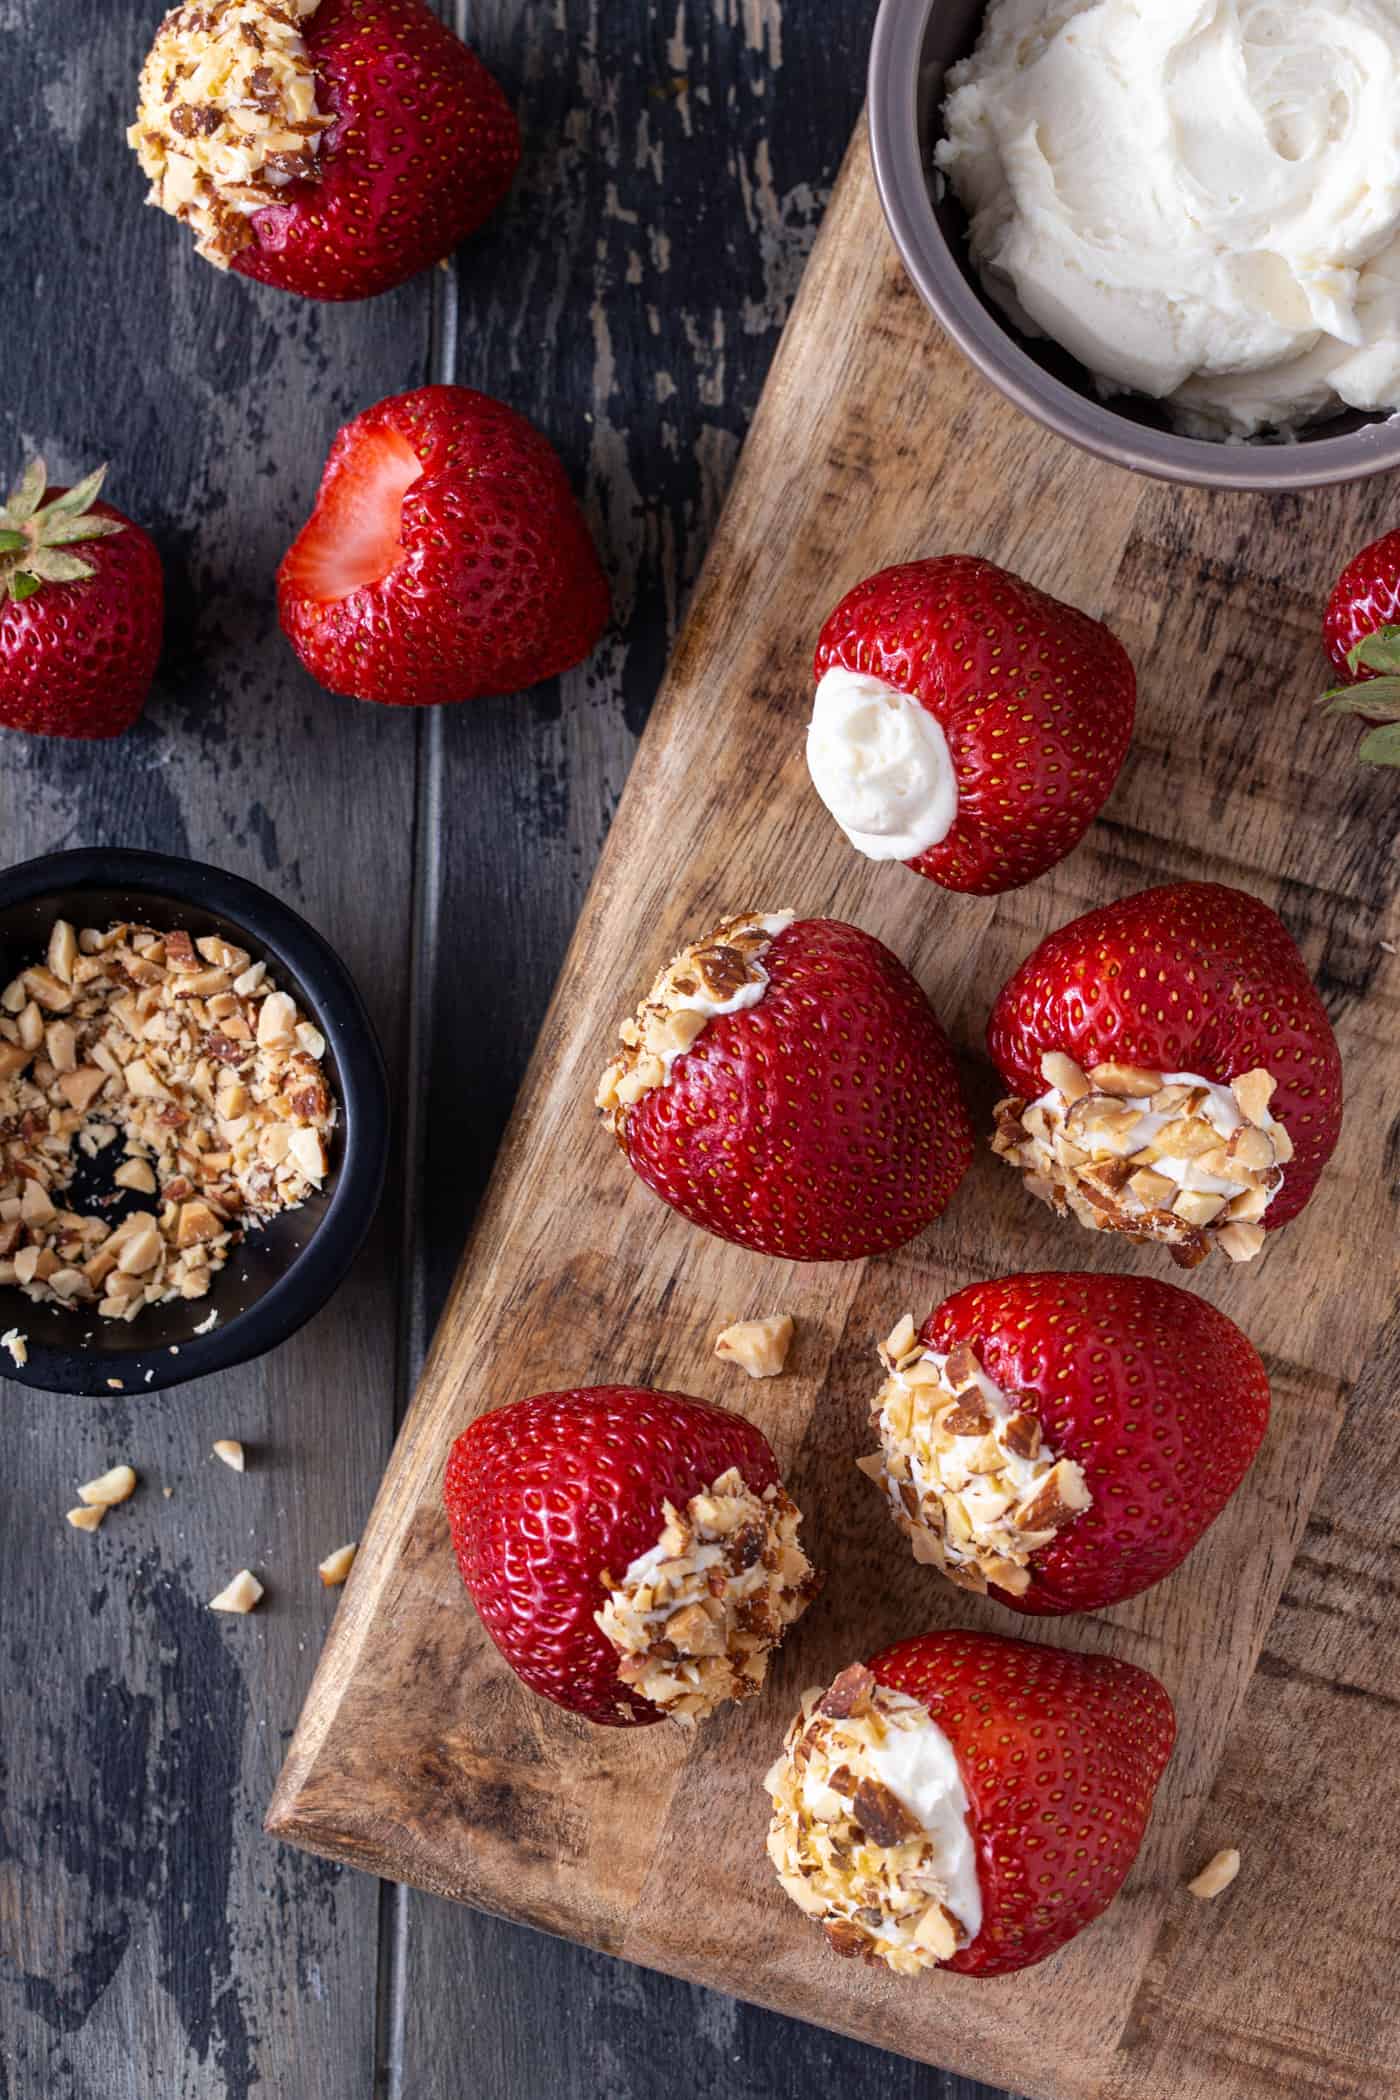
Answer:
[0,459,125,606]
[1319,624,1400,769]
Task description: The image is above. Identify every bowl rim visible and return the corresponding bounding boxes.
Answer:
[867,0,1400,492]
[0,847,390,1397]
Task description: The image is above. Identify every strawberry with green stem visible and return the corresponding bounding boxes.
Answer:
[0,461,164,741]
[1321,528,1400,769]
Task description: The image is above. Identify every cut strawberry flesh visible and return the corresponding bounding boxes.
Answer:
[285,428,422,602]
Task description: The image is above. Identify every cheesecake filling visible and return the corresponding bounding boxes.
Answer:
[595,911,794,1126]
[806,667,958,863]
[129,0,334,268]
[858,1316,1090,1598]
[765,1663,982,1974]
[596,1466,817,1725]
[993,1054,1288,1268]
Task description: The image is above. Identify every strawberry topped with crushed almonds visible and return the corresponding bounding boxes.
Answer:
[129,0,520,300]
[988,882,1342,1268]
[861,1274,1270,1616]
[446,1385,817,1728]
[766,1633,1174,1978]
[597,912,973,1262]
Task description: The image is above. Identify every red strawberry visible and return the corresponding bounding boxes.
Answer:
[132,0,520,302]
[279,386,609,705]
[596,912,973,1262]
[0,461,164,741]
[865,1273,1270,1617]
[1320,530,1400,769]
[987,881,1342,1267]
[808,558,1136,895]
[445,1386,817,1728]
[765,1633,1174,1978]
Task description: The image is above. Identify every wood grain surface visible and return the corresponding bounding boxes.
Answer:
[267,96,1400,2100]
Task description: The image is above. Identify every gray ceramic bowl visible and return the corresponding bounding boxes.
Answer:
[868,0,1400,490]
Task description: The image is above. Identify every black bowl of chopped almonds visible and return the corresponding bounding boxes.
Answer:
[0,849,389,1396]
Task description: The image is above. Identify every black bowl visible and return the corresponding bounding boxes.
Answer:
[0,849,389,1396]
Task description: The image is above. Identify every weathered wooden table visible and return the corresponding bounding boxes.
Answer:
[0,2,1008,2093]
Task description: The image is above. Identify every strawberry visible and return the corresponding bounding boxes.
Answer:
[131,0,520,302]
[766,1633,1174,1978]
[596,912,973,1263]
[864,1274,1270,1617]
[445,1385,817,1728]
[0,461,164,741]
[987,881,1342,1268]
[808,557,1136,895]
[1320,529,1400,769]
[278,386,609,705]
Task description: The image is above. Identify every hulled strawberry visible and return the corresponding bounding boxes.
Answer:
[765,1632,1174,1977]
[987,882,1342,1268]
[445,1385,818,1728]
[596,912,973,1262]
[807,558,1136,895]
[129,0,520,302]
[860,1275,1270,1616]
[279,386,609,705]
[0,461,164,741]
[1320,529,1400,769]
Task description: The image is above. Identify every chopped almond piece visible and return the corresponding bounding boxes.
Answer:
[78,1464,137,1507]
[211,1439,245,1472]
[66,1505,105,1533]
[114,1158,158,1194]
[318,1543,357,1587]
[59,1066,108,1113]
[1187,1847,1240,1900]
[209,1570,264,1614]
[714,1314,794,1378]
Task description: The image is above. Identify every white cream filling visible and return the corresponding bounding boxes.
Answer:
[806,668,957,862]
[938,0,1400,437]
[865,1701,983,1947]
[1031,1068,1281,1211]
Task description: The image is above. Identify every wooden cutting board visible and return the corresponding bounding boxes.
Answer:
[268,118,1400,2099]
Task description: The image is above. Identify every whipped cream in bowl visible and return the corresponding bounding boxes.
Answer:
[936,0,1400,440]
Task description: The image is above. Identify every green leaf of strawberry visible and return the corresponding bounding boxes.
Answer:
[0,457,124,606]
[1347,626,1400,677]
[1358,722,1400,768]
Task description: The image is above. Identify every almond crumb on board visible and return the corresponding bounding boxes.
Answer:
[318,1542,358,1587]
[211,1439,245,1472]
[78,1463,138,1508]
[1,1327,27,1367]
[209,1569,264,1614]
[714,1313,794,1378]
[1187,1847,1241,1900]
[66,1505,105,1534]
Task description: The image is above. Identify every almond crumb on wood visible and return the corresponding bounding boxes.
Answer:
[318,1543,358,1587]
[714,1314,794,1378]
[209,1569,264,1614]
[66,1505,105,1533]
[1187,1847,1240,1899]
[211,1439,245,1472]
[78,1463,137,1508]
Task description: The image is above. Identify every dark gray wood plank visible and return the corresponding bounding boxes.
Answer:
[0,5,428,2096]
[400,2,1017,2094]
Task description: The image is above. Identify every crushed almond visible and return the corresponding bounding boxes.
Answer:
[1187,1846,1241,1900]
[715,1314,795,1379]
[764,1668,980,1975]
[77,1464,138,1508]
[992,1055,1287,1269]
[859,1317,1090,1597]
[0,919,337,1323]
[66,1505,106,1534]
[128,0,334,269]
[318,1542,357,1587]
[211,1438,245,1472]
[596,1466,817,1724]
[1,1327,27,1368]
[596,911,794,1128]
[209,1569,264,1614]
